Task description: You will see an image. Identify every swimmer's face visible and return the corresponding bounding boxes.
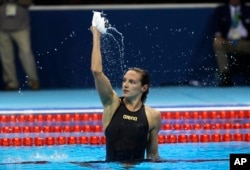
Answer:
[122,70,146,99]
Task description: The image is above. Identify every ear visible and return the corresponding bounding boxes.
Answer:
[141,84,148,92]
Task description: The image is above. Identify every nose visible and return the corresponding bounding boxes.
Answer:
[123,80,128,88]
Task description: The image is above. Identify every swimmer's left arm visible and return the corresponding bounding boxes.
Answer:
[146,109,161,160]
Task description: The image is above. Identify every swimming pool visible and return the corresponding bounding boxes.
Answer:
[0,110,249,170]
[1,142,249,170]
[0,87,249,169]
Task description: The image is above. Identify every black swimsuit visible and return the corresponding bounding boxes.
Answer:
[105,98,149,162]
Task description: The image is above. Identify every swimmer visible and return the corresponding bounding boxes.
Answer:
[90,26,161,162]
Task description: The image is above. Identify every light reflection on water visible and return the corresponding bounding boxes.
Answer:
[0,142,249,170]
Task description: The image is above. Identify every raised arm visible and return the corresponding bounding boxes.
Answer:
[90,26,121,129]
[90,26,115,107]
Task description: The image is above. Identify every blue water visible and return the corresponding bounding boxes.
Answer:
[1,87,250,111]
[0,142,249,170]
[0,87,249,169]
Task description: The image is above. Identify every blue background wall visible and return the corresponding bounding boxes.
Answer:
[16,5,218,89]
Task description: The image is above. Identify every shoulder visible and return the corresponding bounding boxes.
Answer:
[144,105,161,131]
[144,105,161,120]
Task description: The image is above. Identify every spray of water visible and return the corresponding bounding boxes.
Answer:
[33,151,68,161]
[100,26,126,87]
[106,27,125,73]
[15,31,76,92]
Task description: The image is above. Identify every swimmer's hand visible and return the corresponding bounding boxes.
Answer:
[90,26,101,38]
[92,11,109,34]
[146,155,161,162]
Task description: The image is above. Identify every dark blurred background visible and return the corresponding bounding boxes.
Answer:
[33,0,244,5]
[0,0,249,90]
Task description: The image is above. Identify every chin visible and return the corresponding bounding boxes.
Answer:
[122,93,129,98]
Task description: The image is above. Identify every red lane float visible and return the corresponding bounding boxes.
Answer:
[0,133,249,146]
[0,110,249,146]
[161,110,250,120]
[161,123,250,131]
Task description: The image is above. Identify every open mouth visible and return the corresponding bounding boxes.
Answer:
[123,90,129,93]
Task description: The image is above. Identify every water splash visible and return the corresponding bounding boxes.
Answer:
[106,26,125,73]
[33,151,68,161]
[100,26,126,87]
[17,31,77,92]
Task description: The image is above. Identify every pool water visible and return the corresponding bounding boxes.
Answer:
[0,87,249,170]
[0,142,249,170]
[0,110,249,170]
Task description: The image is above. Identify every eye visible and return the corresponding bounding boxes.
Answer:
[129,80,136,84]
